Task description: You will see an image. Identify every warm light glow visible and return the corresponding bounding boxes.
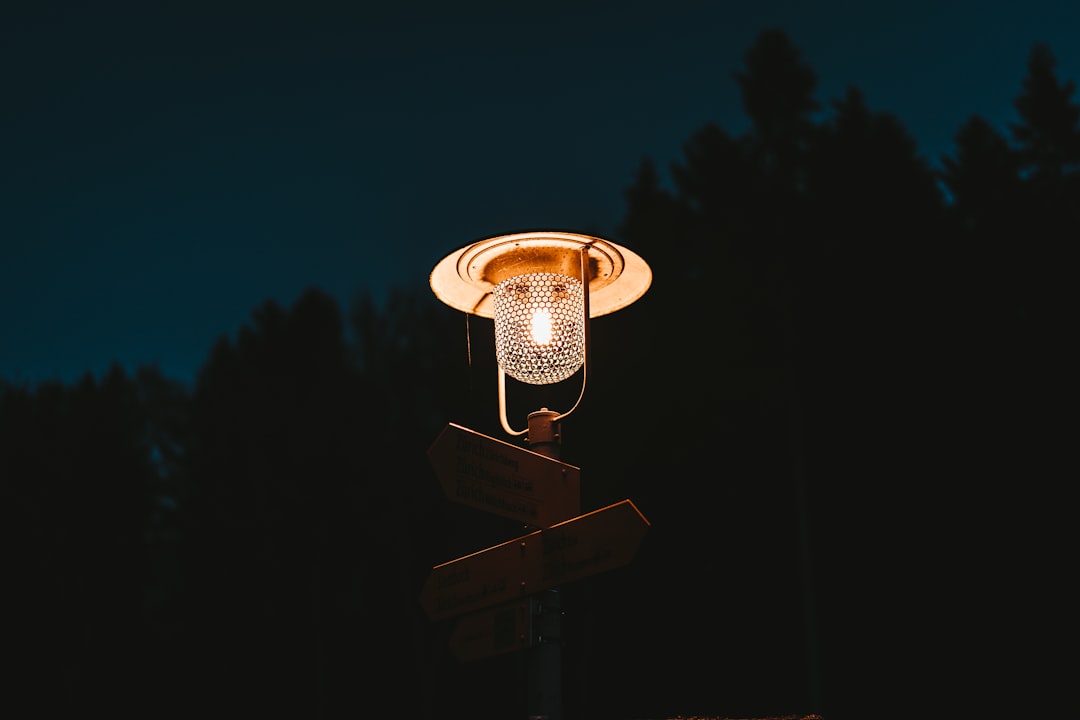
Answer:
[429,230,652,435]
[530,308,553,345]
[493,272,584,385]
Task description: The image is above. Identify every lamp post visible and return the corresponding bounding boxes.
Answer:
[429,230,651,720]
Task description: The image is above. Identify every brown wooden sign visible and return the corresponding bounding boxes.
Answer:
[427,422,580,528]
[419,499,649,621]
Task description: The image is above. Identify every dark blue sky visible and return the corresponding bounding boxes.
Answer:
[3,0,1078,387]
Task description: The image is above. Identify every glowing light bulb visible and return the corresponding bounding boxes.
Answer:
[531,308,553,345]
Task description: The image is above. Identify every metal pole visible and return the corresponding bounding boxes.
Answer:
[524,409,563,720]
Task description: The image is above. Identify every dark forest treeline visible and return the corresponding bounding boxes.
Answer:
[3,30,1075,720]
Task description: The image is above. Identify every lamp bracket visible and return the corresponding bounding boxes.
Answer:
[498,246,592,437]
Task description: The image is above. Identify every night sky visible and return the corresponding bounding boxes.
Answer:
[3,0,1078,386]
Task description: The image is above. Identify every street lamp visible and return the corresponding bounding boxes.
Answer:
[429,230,651,720]
[430,230,652,439]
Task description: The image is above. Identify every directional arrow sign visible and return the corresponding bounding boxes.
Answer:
[427,422,580,528]
[419,499,649,621]
[448,600,532,662]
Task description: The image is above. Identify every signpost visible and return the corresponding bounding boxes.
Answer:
[422,419,650,720]
[427,422,581,528]
[419,499,649,621]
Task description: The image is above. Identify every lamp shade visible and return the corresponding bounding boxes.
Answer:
[429,231,651,319]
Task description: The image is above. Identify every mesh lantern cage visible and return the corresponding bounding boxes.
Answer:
[493,272,586,385]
